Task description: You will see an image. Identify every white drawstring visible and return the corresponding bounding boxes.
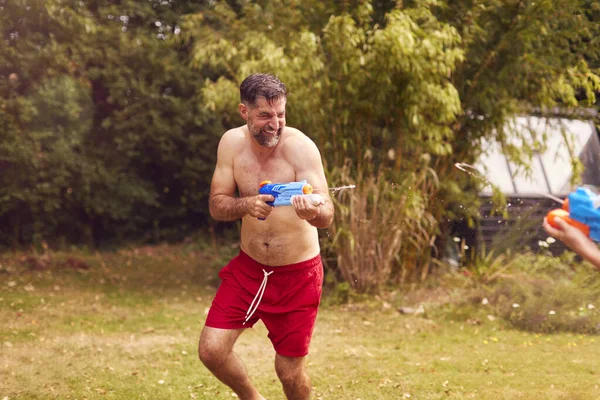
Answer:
[243,269,273,325]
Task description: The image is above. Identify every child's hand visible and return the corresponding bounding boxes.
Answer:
[543,216,594,254]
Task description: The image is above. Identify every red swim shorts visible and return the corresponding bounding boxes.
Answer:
[205,250,323,357]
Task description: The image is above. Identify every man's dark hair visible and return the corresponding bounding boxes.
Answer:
[240,73,287,107]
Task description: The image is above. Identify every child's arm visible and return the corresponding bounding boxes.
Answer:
[544,217,600,270]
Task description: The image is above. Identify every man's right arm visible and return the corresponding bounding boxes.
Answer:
[209,194,250,221]
[209,132,274,221]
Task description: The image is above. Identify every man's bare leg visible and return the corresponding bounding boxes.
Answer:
[198,326,265,400]
[274,353,310,400]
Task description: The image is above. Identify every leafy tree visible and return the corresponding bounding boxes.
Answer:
[0,0,215,247]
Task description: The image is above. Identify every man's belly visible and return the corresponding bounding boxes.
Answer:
[240,207,321,266]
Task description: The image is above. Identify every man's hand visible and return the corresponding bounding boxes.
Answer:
[291,194,324,221]
[246,194,275,219]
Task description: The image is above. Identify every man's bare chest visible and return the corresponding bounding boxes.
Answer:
[234,154,296,197]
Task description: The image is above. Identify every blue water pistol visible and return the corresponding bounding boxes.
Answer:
[546,186,600,242]
[258,180,316,207]
[566,187,600,242]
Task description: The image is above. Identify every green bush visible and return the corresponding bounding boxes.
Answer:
[430,251,600,334]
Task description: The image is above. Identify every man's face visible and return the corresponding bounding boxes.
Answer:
[242,96,286,148]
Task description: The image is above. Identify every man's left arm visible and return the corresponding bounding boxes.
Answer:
[288,135,334,228]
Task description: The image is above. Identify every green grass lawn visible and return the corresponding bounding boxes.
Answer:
[1,245,599,400]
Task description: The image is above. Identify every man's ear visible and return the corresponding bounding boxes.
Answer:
[238,103,248,121]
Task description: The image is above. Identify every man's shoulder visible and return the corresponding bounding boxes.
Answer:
[281,127,320,157]
[283,126,304,136]
[283,126,315,145]
[220,126,248,146]
[285,126,314,146]
[223,126,247,139]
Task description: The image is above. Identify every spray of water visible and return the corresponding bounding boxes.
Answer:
[454,162,491,184]
[453,162,564,205]
[329,185,356,194]
[313,185,357,194]
[539,193,565,205]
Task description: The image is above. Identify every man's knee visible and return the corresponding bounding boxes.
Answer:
[275,356,306,386]
[198,336,226,368]
[198,327,241,369]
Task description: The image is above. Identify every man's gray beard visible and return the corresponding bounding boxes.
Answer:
[253,128,281,148]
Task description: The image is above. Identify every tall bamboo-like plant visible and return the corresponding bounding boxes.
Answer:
[328,162,404,293]
[328,153,440,292]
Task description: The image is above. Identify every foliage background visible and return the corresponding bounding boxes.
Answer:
[1,0,599,288]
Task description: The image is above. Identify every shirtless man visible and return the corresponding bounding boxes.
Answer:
[198,73,334,400]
